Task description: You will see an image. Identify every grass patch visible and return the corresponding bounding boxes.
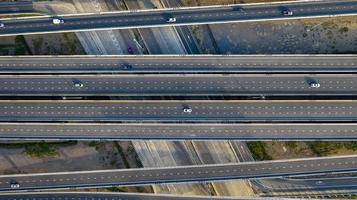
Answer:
[88,141,100,151]
[339,26,349,33]
[15,35,31,55]
[0,141,77,158]
[309,142,342,156]
[247,141,272,161]
[25,143,58,157]
[344,142,357,151]
[286,141,298,150]
[107,186,125,192]
[321,21,338,30]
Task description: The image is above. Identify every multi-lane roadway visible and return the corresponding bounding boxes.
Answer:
[0,74,356,96]
[0,55,356,73]
[0,100,356,122]
[0,1,33,15]
[0,155,356,191]
[0,123,356,141]
[0,192,318,200]
[0,0,356,36]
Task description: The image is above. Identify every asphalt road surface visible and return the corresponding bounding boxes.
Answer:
[258,176,357,193]
[0,155,356,191]
[0,0,356,36]
[0,192,306,200]
[0,74,356,96]
[0,1,33,14]
[0,123,356,141]
[0,55,356,74]
[0,100,356,122]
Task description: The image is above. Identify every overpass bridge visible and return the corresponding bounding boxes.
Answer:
[0,122,356,141]
[0,55,356,74]
[0,155,356,192]
[0,100,356,122]
[0,0,356,36]
[0,74,355,96]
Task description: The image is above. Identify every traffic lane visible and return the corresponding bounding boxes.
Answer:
[258,176,357,192]
[0,192,287,200]
[0,1,33,14]
[0,55,356,73]
[0,156,356,191]
[0,100,356,121]
[0,74,356,96]
[0,1,356,36]
[1,123,357,141]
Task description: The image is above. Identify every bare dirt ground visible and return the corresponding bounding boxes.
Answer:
[25,33,85,55]
[208,16,357,54]
[0,141,131,174]
[0,36,17,55]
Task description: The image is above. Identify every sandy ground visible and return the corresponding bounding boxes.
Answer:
[208,16,357,54]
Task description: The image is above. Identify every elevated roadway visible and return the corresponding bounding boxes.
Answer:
[0,1,33,15]
[0,123,356,141]
[0,155,356,191]
[0,100,356,122]
[0,55,356,74]
[0,74,356,96]
[0,0,356,36]
[0,192,320,200]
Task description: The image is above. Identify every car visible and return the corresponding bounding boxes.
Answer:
[127,47,134,54]
[121,64,132,70]
[10,183,20,189]
[52,18,64,25]
[315,181,324,185]
[309,82,320,88]
[0,23,4,28]
[74,82,83,88]
[183,107,192,113]
[167,17,176,23]
[282,10,293,16]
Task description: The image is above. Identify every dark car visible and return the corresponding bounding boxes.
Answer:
[282,10,293,16]
[127,47,134,54]
[121,64,132,70]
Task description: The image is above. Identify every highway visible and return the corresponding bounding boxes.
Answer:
[0,74,356,96]
[0,55,357,74]
[0,123,357,141]
[0,100,356,122]
[0,1,33,14]
[0,192,314,200]
[0,155,355,191]
[0,0,356,36]
[258,176,357,193]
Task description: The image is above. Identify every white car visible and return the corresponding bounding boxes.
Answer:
[74,82,83,88]
[52,18,64,25]
[309,82,320,88]
[167,17,176,23]
[10,183,20,189]
[0,23,4,28]
[183,107,192,113]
